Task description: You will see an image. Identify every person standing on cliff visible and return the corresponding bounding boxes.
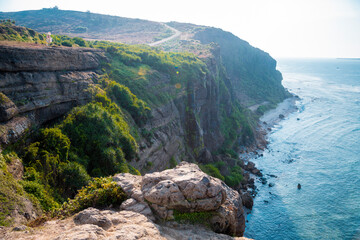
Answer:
[46,32,52,46]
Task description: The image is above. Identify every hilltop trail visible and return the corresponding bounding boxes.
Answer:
[149,23,181,46]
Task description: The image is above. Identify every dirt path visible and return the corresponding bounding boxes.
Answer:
[149,23,181,46]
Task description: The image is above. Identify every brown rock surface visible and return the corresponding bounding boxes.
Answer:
[113,162,246,237]
[0,45,106,146]
[1,209,252,240]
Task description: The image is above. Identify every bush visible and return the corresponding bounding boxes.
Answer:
[61,40,72,47]
[73,37,86,47]
[173,210,214,225]
[225,166,243,188]
[107,81,151,125]
[56,177,127,216]
[39,128,70,161]
[20,180,59,211]
[59,162,91,197]
[59,102,137,176]
[199,164,225,181]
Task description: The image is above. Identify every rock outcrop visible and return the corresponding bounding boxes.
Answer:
[1,209,252,240]
[1,162,251,239]
[114,162,246,237]
[0,44,106,146]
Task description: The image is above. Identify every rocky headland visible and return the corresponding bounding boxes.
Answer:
[0,16,289,239]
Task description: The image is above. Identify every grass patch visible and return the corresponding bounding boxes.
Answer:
[173,210,215,226]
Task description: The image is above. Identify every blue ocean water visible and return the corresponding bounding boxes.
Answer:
[244,59,360,240]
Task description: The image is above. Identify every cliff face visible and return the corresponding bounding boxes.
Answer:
[194,27,288,106]
[0,45,106,145]
[133,47,229,171]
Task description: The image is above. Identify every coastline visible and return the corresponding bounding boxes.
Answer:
[259,96,299,130]
[239,95,299,211]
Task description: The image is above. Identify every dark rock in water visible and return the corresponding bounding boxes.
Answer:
[245,161,256,171]
[263,121,267,125]
[241,192,254,210]
[297,118,300,121]
[268,183,275,187]
[297,183,301,189]
[260,177,267,185]
[279,114,285,119]
[251,168,261,176]
[264,200,269,204]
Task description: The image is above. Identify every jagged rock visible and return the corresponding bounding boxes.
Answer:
[0,93,18,122]
[141,162,226,214]
[241,192,254,210]
[112,162,245,237]
[197,148,214,163]
[73,208,112,230]
[244,161,255,171]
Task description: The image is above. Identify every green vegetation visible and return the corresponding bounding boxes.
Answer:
[56,177,127,217]
[199,164,225,181]
[199,161,243,188]
[107,81,151,125]
[0,153,41,226]
[0,21,46,44]
[169,156,177,168]
[0,92,12,105]
[173,210,214,226]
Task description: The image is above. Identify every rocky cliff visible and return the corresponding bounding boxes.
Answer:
[0,44,106,145]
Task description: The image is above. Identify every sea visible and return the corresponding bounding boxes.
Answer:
[244,58,360,240]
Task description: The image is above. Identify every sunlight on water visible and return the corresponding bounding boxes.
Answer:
[245,59,360,240]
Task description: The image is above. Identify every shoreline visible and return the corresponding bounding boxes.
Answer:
[238,95,299,211]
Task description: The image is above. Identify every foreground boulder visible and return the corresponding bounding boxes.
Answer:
[1,162,250,239]
[114,162,246,237]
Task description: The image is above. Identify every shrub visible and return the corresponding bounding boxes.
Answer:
[61,40,72,47]
[39,128,70,161]
[107,81,151,125]
[72,37,86,47]
[57,177,127,216]
[199,164,225,181]
[225,166,243,188]
[59,102,137,176]
[59,162,91,197]
[20,180,59,211]
[173,210,214,225]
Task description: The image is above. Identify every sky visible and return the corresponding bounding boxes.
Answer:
[0,0,359,58]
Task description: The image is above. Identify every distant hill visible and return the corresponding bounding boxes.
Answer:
[0,7,170,44]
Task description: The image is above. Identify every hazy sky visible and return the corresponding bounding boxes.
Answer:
[0,0,359,58]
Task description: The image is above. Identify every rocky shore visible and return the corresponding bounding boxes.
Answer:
[239,96,299,200]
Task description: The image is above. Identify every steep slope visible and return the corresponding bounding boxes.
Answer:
[166,22,290,107]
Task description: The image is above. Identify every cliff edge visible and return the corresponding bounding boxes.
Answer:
[0,44,106,145]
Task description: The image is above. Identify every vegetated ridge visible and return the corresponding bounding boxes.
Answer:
[0,10,288,238]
